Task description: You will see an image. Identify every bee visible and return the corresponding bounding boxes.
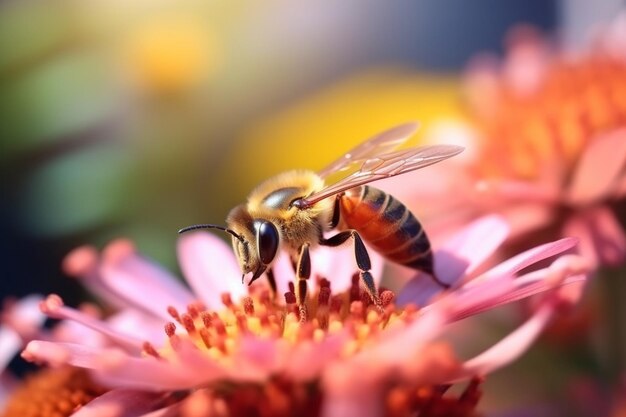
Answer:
[179,123,463,320]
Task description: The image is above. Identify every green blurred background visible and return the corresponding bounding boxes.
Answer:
[0,1,623,414]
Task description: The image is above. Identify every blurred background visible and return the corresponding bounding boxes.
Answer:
[0,0,624,415]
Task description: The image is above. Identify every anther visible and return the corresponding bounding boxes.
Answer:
[167,306,181,323]
[142,342,161,359]
[181,314,196,334]
[380,290,395,307]
[213,317,227,335]
[39,294,64,315]
[243,297,255,315]
[350,274,361,302]
[319,278,331,288]
[318,287,331,306]
[201,312,213,328]
[236,313,248,332]
[164,322,176,338]
[284,292,296,305]
[330,295,343,313]
[221,294,234,309]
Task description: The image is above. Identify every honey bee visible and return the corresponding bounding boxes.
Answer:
[179,123,463,320]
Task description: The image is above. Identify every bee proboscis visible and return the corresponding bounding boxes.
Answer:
[180,123,463,320]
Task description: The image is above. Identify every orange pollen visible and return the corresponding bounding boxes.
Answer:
[475,55,626,179]
[2,367,107,417]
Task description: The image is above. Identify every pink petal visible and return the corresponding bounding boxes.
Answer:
[500,203,555,239]
[22,340,225,391]
[311,243,385,293]
[272,251,296,298]
[445,255,588,322]
[562,214,599,268]
[453,301,556,379]
[272,242,385,301]
[39,295,144,352]
[100,240,195,321]
[0,327,20,372]
[70,389,176,417]
[1,294,46,340]
[566,128,626,205]
[397,215,509,306]
[231,336,286,380]
[177,232,245,309]
[563,208,626,268]
[63,246,130,310]
[436,214,510,281]
[321,307,449,417]
[470,237,579,285]
[475,178,560,204]
[284,334,350,382]
[586,206,626,266]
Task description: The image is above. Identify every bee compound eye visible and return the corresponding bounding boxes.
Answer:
[256,221,279,265]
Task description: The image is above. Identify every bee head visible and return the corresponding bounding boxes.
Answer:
[225,206,280,285]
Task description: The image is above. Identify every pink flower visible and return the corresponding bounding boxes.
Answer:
[13,215,587,417]
[398,16,626,270]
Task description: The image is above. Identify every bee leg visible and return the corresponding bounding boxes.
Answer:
[320,231,383,311]
[266,268,278,299]
[295,243,311,322]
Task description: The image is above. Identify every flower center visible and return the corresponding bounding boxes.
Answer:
[2,367,107,417]
[475,55,626,180]
[144,276,409,361]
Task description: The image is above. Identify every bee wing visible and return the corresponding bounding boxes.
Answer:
[317,122,420,179]
[301,144,464,206]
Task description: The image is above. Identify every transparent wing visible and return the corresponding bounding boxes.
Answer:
[317,122,420,179]
[301,144,464,206]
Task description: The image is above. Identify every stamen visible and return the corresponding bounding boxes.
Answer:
[181,313,196,334]
[381,290,395,307]
[201,312,213,328]
[142,341,161,359]
[221,293,234,309]
[164,322,176,337]
[243,297,255,315]
[350,274,360,302]
[167,306,181,323]
[284,291,296,305]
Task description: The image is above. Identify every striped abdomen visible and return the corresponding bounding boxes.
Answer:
[338,185,434,274]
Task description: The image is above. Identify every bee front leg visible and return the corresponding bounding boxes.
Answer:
[319,230,382,311]
[295,243,311,322]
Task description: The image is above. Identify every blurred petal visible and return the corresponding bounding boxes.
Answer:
[397,215,509,306]
[177,232,245,309]
[445,255,588,322]
[564,208,626,267]
[311,243,384,293]
[471,237,579,285]
[39,295,144,352]
[0,327,20,373]
[1,294,46,340]
[70,389,175,417]
[100,240,195,321]
[454,301,555,379]
[566,128,626,205]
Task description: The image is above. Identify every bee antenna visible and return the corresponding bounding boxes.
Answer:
[178,224,244,243]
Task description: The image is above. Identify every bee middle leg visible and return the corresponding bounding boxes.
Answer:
[295,243,311,322]
[319,230,382,311]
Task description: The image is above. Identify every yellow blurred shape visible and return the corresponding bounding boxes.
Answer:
[122,17,219,95]
[229,68,463,191]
